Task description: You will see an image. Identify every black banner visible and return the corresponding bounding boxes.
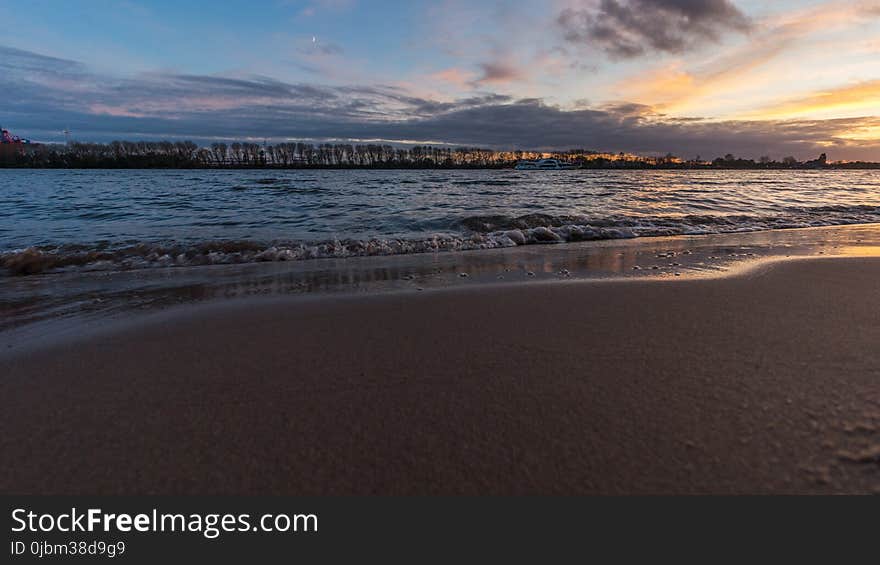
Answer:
[2,496,875,563]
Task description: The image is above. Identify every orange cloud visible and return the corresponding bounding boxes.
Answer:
[840,124,880,141]
[750,80,880,120]
[611,0,880,116]
[613,64,696,108]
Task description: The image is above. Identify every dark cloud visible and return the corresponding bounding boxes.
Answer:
[558,0,751,59]
[2,45,877,160]
[473,61,525,84]
[0,45,84,74]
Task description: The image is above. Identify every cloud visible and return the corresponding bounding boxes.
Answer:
[473,60,526,85]
[610,1,880,116]
[0,45,84,74]
[2,45,878,160]
[558,0,751,59]
[369,100,879,160]
[429,68,475,89]
[751,80,880,120]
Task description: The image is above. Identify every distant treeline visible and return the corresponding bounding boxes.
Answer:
[2,141,878,169]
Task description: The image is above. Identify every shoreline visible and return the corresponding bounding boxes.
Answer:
[3,222,880,350]
[3,255,880,494]
[0,251,869,362]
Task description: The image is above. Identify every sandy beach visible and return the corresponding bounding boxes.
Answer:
[2,256,879,494]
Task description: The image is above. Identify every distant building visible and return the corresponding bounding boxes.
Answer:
[1,126,32,145]
[804,153,828,169]
[0,127,38,164]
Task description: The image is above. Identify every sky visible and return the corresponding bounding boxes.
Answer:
[2,0,880,160]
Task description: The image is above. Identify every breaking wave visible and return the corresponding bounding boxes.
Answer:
[3,205,879,276]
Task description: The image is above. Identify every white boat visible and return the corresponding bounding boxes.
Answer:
[515,158,577,170]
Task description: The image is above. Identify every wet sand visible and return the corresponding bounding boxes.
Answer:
[2,256,879,494]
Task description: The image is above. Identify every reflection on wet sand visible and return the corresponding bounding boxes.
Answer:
[2,223,880,348]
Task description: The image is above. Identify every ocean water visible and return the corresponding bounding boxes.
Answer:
[2,168,880,274]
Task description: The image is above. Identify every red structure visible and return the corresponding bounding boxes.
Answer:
[0,126,37,163]
[1,127,31,144]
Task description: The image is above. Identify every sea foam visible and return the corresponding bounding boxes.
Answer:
[4,205,880,276]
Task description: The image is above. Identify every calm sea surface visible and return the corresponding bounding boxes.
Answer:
[2,169,879,271]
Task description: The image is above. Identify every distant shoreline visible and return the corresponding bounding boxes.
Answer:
[3,140,878,169]
[3,163,880,170]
